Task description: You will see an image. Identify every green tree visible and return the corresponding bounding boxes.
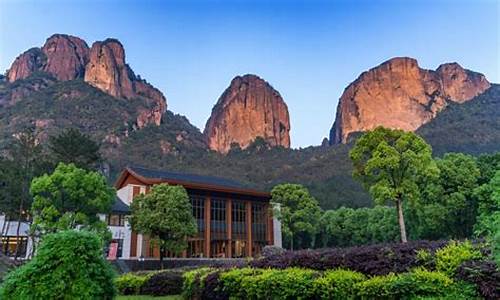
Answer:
[48,128,101,171]
[0,230,116,299]
[29,163,114,243]
[271,183,322,250]
[435,153,480,237]
[350,127,438,243]
[319,206,398,247]
[129,183,197,268]
[474,170,500,238]
[0,128,50,259]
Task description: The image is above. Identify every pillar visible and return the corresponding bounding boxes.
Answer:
[204,196,211,257]
[226,199,232,258]
[246,201,252,257]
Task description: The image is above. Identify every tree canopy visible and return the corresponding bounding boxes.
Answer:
[350,127,438,243]
[48,128,102,171]
[30,163,115,242]
[0,230,116,299]
[271,183,322,250]
[129,183,197,267]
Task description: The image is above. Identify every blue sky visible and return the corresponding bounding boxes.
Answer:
[1,0,498,148]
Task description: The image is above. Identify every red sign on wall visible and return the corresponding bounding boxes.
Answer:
[107,242,118,260]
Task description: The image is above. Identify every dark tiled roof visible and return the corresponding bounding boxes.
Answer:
[128,166,252,191]
[112,197,130,214]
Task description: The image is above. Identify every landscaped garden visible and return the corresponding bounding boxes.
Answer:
[113,240,499,299]
[0,128,498,299]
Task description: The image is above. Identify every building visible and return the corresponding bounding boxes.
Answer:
[110,166,282,259]
[0,166,282,260]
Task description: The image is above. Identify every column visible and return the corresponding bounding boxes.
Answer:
[226,199,232,258]
[246,201,252,257]
[204,196,211,257]
[266,203,274,245]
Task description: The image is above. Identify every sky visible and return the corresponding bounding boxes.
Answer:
[0,0,498,148]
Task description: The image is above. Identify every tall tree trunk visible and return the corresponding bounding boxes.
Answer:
[290,232,294,251]
[396,198,408,243]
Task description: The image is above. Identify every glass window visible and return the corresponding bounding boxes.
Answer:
[232,201,246,240]
[106,214,125,226]
[252,203,268,257]
[210,198,226,240]
[190,196,205,236]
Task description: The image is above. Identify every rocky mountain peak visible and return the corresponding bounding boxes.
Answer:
[6,48,46,82]
[6,34,89,82]
[329,57,490,144]
[5,34,167,128]
[204,74,291,153]
[41,34,89,81]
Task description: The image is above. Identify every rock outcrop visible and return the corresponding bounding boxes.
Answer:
[41,34,89,81]
[5,34,167,127]
[329,57,490,144]
[204,74,290,153]
[6,48,46,82]
[7,34,89,82]
[84,38,166,127]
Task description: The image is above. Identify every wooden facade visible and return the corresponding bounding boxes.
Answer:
[115,167,275,258]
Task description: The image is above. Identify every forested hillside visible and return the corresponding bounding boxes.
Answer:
[0,76,499,210]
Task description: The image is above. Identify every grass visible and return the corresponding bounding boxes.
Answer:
[116,295,182,300]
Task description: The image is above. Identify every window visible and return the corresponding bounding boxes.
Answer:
[106,214,125,226]
[252,203,268,256]
[210,198,226,240]
[190,196,205,236]
[210,198,227,257]
[1,236,28,258]
[232,201,246,240]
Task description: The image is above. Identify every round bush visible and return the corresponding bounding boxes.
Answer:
[115,273,150,295]
[313,269,366,299]
[0,230,116,299]
[141,270,184,296]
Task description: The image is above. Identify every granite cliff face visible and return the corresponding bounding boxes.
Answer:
[6,48,46,82]
[7,34,89,82]
[41,34,89,81]
[5,34,166,127]
[84,39,166,127]
[204,74,290,153]
[329,57,490,144]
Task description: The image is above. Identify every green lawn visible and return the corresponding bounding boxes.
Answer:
[116,295,182,300]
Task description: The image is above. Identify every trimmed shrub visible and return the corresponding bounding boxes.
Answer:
[0,230,116,299]
[230,268,318,299]
[261,245,285,257]
[115,273,150,295]
[201,271,227,300]
[141,270,184,296]
[391,268,455,298]
[435,240,482,275]
[313,269,365,299]
[251,240,448,275]
[356,273,399,298]
[456,260,500,300]
[219,267,264,298]
[357,268,475,299]
[182,267,216,299]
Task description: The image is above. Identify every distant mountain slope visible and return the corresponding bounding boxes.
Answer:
[418,84,500,155]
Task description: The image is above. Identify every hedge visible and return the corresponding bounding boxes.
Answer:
[183,267,475,300]
[251,240,449,275]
